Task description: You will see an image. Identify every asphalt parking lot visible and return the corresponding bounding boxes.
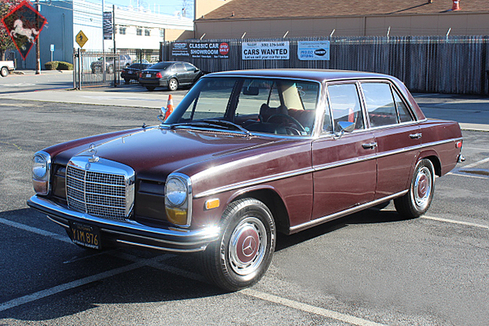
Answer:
[0,72,488,325]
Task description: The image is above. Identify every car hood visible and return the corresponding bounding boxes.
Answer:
[74,127,277,180]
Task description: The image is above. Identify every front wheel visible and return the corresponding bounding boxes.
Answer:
[0,67,9,77]
[201,198,276,291]
[395,158,435,218]
[168,78,179,91]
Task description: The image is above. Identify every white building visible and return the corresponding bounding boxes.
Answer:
[20,0,193,69]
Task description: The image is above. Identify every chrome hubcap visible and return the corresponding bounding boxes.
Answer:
[229,217,267,276]
[413,166,432,209]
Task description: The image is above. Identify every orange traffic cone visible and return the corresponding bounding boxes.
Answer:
[165,94,174,120]
[348,107,354,123]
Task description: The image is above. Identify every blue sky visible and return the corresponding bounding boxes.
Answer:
[105,0,193,17]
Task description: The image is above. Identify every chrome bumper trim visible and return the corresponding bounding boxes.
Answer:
[28,195,220,252]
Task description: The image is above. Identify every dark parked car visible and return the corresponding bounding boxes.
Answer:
[91,54,132,74]
[138,61,203,91]
[121,62,153,83]
[28,69,464,291]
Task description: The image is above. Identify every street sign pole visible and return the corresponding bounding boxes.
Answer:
[35,0,41,74]
[102,0,106,82]
[113,5,116,87]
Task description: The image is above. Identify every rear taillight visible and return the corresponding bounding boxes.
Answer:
[156,72,163,78]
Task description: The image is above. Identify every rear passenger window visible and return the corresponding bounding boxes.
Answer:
[362,83,397,127]
[327,83,365,132]
[394,91,414,123]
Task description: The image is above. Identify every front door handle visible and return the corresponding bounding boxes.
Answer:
[409,133,422,139]
[362,142,378,149]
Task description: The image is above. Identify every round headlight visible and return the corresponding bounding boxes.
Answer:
[165,177,187,207]
[33,154,48,179]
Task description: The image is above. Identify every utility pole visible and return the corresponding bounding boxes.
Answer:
[35,0,41,74]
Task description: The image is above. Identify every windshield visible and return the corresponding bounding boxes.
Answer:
[165,77,319,136]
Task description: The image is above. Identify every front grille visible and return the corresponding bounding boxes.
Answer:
[66,157,135,220]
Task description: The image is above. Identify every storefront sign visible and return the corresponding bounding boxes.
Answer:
[172,42,230,59]
[297,41,330,60]
[242,41,289,60]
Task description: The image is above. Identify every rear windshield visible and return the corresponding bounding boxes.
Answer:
[150,62,173,70]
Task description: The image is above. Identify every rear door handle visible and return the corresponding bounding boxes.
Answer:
[362,142,378,149]
[409,133,422,139]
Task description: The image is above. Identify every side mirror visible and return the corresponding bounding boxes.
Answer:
[158,106,168,123]
[334,121,355,139]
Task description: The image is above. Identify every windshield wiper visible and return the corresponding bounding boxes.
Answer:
[201,119,252,136]
[171,119,252,137]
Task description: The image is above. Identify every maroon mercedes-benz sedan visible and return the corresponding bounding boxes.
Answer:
[28,69,464,290]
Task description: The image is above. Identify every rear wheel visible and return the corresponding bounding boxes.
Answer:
[201,198,276,291]
[395,158,435,218]
[0,67,8,77]
[168,78,179,91]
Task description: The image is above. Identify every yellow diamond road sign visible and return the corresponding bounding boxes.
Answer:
[76,30,88,48]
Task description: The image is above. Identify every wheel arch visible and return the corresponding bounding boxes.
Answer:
[229,187,290,235]
[418,151,442,177]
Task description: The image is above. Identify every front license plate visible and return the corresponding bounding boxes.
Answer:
[69,222,101,249]
[146,74,151,78]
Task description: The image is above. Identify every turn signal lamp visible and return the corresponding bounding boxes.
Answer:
[205,198,220,210]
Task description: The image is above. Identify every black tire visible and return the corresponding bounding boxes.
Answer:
[124,78,130,84]
[0,67,8,77]
[394,158,435,218]
[201,198,276,291]
[146,86,156,91]
[168,78,179,91]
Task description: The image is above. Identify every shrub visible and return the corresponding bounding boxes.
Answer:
[44,61,73,70]
[57,61,73,70]
[44,61,59,70]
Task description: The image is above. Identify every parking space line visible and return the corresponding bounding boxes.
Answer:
[0,217,71,244]
[462,157,489,169]
[422,216,489,230]
[241,289,386,326]
[0,258,149,312]
[118,252,387,326]
[448,172,488,180]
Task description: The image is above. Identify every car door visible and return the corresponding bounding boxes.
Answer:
[184,62,199,83]
[360,81,420,199]
[311,82,377,220]
[173,62,188,84]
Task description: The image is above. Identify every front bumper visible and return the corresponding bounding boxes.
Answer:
[27,195,220,253]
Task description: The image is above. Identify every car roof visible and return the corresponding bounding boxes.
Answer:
[205,69,396,83]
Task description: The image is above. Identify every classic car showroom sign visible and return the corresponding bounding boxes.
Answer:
[172,42,230,59]
[242,41,290,60]
[298,41,330,60]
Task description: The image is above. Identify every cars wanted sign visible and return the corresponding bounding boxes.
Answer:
[242,41,289,60]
